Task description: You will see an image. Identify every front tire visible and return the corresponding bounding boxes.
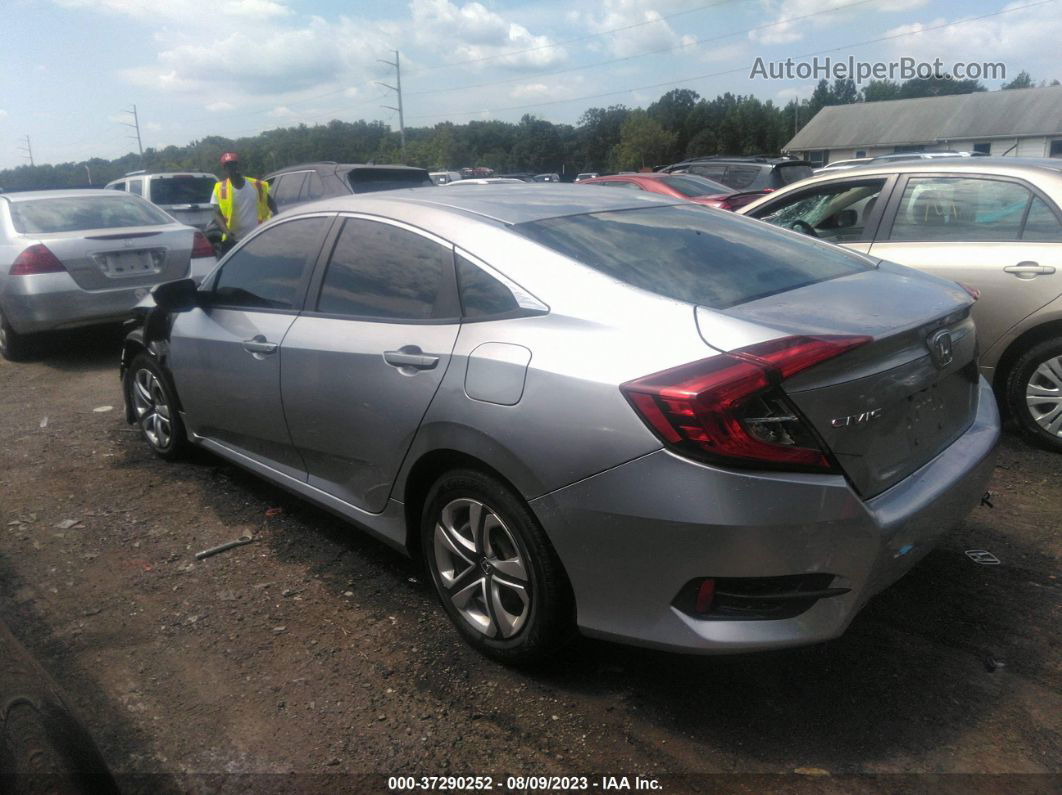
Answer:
[1006,338,1062,452]
[124,353,187,460]
[420,469,575,665]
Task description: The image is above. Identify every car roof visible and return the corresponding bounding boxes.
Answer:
[295,183,685,225]
[266,162,427,178]
[0,189,145,202]
[799,157,1062,181]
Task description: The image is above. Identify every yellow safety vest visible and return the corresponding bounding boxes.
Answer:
[214,177,271,240]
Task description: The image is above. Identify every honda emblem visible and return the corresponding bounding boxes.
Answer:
[928,329,953,369]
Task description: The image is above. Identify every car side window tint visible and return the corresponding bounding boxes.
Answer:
[273,173,306,207]
[303,171,324,202]
[1022,196,1062,241]
[757,180,886,243]
[457,255,518,318]
[316,218,451,320]
[889,177,1032,242]
[726,166,760,190]
[212,217,329,310]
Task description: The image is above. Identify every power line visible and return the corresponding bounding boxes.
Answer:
[119,104,144,165]
[407,0,1057,121]
[376,50,406,154]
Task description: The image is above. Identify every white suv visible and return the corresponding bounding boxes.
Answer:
[105,171,217,230]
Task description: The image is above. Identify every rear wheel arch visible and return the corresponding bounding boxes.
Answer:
[401,449,532,561]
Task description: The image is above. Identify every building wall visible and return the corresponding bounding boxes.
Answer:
[799,136,1056,163]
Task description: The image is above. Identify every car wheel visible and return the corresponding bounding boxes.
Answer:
[1006,338,1062,452]
[420,469,575,665]
[0,308,32,362]
[124,353,187,460]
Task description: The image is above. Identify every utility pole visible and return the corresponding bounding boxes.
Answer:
[121,104,144,167]
[17,135,33,166]
[376,50,405,157]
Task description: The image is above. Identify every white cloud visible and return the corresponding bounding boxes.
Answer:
[751,0,930,45]
[410,0,567,69]
[510,83,549,98]
[144,121,162,131]
[582,1,696,58]
[0,109,7,119]
[206,101,235,112]
[268,106,295,118]
[882,2,1062,73]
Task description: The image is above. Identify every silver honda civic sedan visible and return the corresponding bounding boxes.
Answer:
[120,185,1000,664]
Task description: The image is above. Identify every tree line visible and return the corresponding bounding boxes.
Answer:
[2,71,1053,191]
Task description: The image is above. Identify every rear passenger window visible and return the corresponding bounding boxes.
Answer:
[128,179,144,196]
[457,255,518,318]
[273,173,306,207]
[303,171,324,202]
[212,217,328,310]
[1023,197,1062,241]
[725,166,760,190]
[889,177,1032,242]
[317,218,452,320]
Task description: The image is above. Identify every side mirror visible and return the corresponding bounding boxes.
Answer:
[152,278,199,312]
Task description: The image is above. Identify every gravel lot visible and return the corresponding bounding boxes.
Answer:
[1,328,1059,793]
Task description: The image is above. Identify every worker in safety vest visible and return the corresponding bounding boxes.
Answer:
[210,152,277,250]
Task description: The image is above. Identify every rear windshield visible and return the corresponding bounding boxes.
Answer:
[661,175,730,197]
[9,195,174,234]
[347,169,434,194]
[777,164,814,185]
[515,204,871,309]
[150,176,216,205]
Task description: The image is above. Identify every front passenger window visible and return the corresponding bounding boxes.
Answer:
[756,180,886,243]
[212,217,329,310]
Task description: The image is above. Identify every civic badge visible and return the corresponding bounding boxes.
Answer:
[928,329,953,369]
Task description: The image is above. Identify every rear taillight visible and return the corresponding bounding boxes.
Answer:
[10,244,66,276]
[621,335,871,472]
[960,283,981,301]
[191,231,214,258]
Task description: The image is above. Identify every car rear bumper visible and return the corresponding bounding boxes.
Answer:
[3,273,158,334]
[2,261,212,335]
[529,376,999,654]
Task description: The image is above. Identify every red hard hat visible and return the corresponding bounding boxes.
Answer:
[220,152,239,165]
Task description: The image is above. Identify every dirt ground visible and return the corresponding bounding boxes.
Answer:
[0,327,1059,794]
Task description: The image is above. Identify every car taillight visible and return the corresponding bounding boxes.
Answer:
[960,283,980,301]
[621,335,871,472]
[10,244,66,276]
[191,231,214,258]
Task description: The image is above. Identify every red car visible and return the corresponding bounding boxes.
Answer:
[578,172,767,211]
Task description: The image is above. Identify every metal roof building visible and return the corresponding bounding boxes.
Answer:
[785,84,1062,165]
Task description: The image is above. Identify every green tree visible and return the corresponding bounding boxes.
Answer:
[1002,70,1034,90]
[609,110,677,171]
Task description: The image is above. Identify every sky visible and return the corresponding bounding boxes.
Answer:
[2,0,1060,169]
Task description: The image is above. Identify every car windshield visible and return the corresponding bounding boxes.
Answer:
[8,195,174,233]
[516,204,871,309]
[347,169,434,193]
[150,176,216,205]
[660,175,730,197]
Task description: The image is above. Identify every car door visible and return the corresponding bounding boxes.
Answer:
[280,215,461,513]
[746,176,894,255]
[869,174,1062,354]
[167,214,334,479]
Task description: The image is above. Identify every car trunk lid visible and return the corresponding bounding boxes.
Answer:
[696,267,980,497]
[25,226,192,290]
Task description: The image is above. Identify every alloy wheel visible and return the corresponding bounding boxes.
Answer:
[131,368,173,450]
[433,498,531,639]
[1026,354,1062,438]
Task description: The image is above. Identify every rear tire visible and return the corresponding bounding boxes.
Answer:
[420,469,575,665]
[1005,338,1062,452]
[0,308,32,362]
[124,353,188,460]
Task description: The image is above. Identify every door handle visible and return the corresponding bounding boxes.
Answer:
[1004,261,1055,277]
[384,350,439,370]
[242,335,278,355]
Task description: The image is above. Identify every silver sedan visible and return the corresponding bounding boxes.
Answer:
[121,185,999,664]
[0,189,217,360]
